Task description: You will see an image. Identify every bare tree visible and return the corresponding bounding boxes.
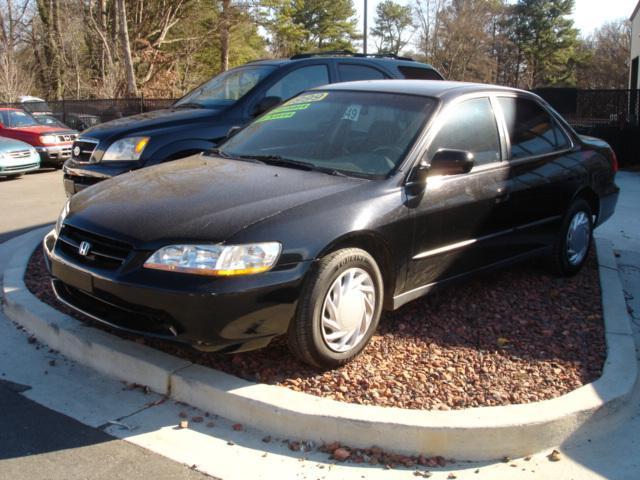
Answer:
[116,0,138,96]
[0,0,35,101]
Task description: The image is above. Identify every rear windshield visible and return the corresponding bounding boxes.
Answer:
[221,91,437,178]
[0,110,39,128]
[174,65,275,109]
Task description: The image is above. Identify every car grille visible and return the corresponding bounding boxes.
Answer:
[7,149,31,159]
[72,139,98,162]
[56,225,132,270]
[52,280,182,338]
[57,133,78,143]
[2,163,38,172]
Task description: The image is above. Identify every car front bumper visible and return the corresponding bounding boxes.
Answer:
[37,144,73,166]
[0,159,40,176]
[43,229,310,353]
[62,160,137,196]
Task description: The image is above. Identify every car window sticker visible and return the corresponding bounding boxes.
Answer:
[342,105,362,122]
[284,92,329,106]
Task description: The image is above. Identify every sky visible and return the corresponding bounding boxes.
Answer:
[354,0,637,44]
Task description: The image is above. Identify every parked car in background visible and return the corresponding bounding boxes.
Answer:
[33,113,71,129]
[19,96,100,132]
[0,136,40,178]
[45,81,618,368]
[0,108,78,168]
[62,52,443,196]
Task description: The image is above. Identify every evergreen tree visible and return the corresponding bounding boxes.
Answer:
[371,0,414,55]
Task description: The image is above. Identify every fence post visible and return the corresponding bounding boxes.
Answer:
[62,98,67,126]
[140,92,144,114]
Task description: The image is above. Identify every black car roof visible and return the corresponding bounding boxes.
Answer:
[317,79,530,99]
[245,56,438,70]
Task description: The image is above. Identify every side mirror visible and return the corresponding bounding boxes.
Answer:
[429,149,474,176]
[251,96,282,117]
[226,125,242,139]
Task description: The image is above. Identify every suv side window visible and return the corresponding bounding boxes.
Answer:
[497,97,570,160]
[265,65,330,101]
[398,66,442,80]
[338,64,388,81]
[427,97,501,166]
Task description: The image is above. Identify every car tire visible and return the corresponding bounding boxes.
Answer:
[551,198,593,277]
[287,248,384,369]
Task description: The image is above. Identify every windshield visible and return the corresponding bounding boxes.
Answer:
[174,65,275,109]
[0,110,40,128]
[220,91,437,177]
[36,115,67,128]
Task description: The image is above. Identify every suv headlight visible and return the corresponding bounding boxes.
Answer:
[144,243,282,276]
[102,137,149,162]
[55,200,70,235]
[40,134,60,144]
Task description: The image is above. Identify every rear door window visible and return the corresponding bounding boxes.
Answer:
[265,65,330,101]
[427,97,501,166]
[497,97,570,160]
[338,64,388,82]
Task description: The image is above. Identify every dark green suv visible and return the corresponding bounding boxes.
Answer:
[63,51,442,196]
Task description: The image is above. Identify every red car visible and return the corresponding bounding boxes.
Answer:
[0,108,78,168]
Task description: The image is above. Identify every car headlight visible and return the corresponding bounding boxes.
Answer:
[102,137,150,162]
[40,135,60,145]
[55,200,70,235]
[144,243,282,276]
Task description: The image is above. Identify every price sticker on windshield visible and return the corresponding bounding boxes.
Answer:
[342,105,361,122]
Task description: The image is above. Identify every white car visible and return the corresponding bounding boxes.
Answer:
[0,136,40,178]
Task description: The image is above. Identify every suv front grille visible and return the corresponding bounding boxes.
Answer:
[72,139,98,162]
[57,133,78,143]
[56,225,132,270]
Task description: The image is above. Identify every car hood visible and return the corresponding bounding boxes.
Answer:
[67,154,366,247]
[0,136,32,152]
[82,107,226,141]
[7,125,76,135]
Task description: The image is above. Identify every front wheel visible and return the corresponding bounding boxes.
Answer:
[287,248,384,369]
[551,199,593,276]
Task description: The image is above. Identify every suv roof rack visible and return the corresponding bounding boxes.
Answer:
[290,50,415,62]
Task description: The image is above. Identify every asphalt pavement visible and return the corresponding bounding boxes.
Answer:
[0,171,211,479]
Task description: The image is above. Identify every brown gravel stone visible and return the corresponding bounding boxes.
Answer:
[25,246,606,410]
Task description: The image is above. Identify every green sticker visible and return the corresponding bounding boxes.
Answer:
[271,103,311,114]
[285,92,328,106]
[255,111,297,123]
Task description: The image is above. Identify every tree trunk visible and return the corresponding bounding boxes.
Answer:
[220,0,231,72]
[116,0,138,96]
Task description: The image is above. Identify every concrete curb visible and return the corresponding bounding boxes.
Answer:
[2,230,637,460]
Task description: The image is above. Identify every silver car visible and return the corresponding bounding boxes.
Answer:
[0,137,40,178]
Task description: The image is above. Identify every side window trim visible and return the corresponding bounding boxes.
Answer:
[494,94,575,163]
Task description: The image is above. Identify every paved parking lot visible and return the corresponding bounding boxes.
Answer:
[0,170,67,243]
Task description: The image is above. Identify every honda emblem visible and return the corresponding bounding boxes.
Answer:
[78,241,91,256]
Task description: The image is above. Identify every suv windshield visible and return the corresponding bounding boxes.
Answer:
[1,109,40,128]
[174,65,275,109]
[220,91,436,177]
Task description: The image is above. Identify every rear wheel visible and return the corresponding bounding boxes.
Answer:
[287,248,383,369]
[551,199,593,276]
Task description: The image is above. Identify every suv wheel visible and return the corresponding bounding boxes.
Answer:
[287,248,383,368]
[551,198,593,276]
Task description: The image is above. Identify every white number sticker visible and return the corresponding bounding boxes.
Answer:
[342,105,361,122]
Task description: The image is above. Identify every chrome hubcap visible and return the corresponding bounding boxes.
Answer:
[566,211,591,266]
[321,268,375,353]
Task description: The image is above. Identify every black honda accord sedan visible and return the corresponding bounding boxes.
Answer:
[44,80,619,368]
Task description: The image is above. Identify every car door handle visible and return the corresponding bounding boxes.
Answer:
[495,188,510,203]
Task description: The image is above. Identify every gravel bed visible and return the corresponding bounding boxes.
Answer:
[25,247,605,410]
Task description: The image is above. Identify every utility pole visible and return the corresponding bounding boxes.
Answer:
[363,0,368,55]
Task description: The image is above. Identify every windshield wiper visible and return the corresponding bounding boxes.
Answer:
[236,155,316,171]
[173,102,204,109]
